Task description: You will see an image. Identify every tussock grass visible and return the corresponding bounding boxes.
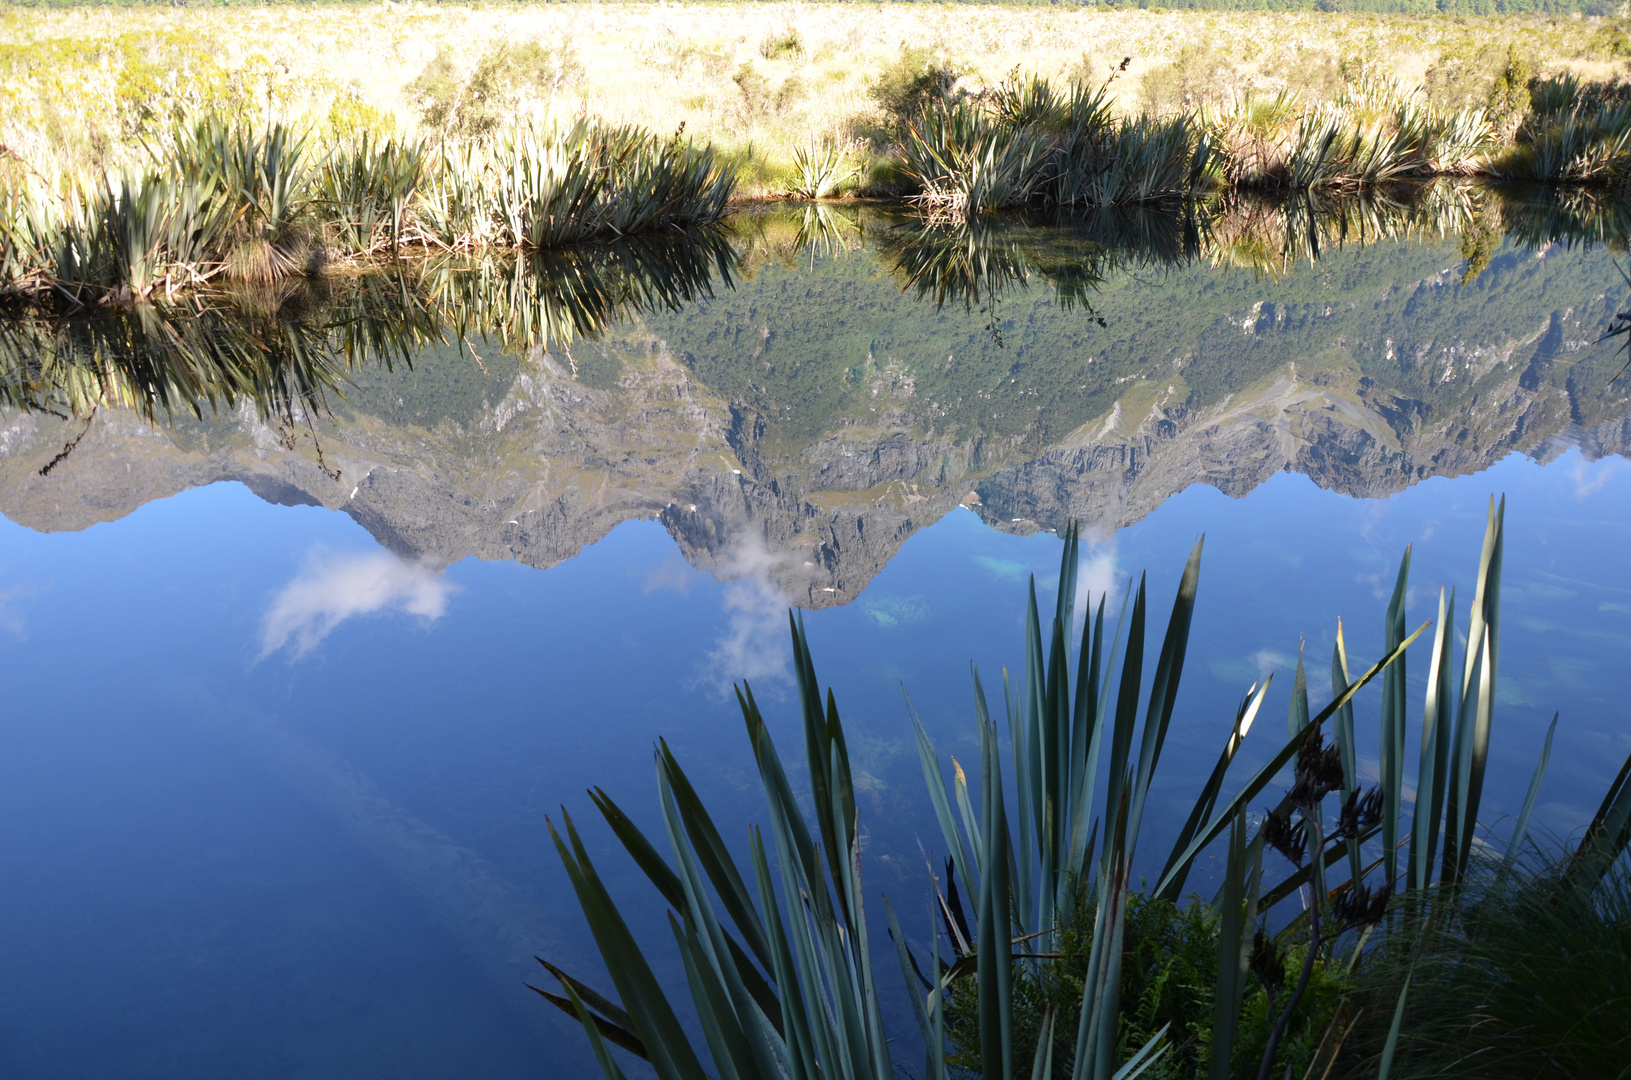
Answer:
[0,113,735,304]
[1347,854,1631,1079]
[0,3,1622,196]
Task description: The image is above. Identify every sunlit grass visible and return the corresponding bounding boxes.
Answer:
[0,3,1621,194]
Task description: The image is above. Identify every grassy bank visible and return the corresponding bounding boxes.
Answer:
[7,66,1630,305]
[1,3,1628,192]
[0,114,732,304]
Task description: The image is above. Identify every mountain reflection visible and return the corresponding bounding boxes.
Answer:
[2,190,1629,607]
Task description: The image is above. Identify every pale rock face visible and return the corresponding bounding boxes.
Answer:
[1,298,1626,610]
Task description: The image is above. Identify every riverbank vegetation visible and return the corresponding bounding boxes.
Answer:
[6,5,1631,303]
[2,2,1629,192]
[0,14,1627,287]
[539,505,1631,1080]
[0,115,732,304]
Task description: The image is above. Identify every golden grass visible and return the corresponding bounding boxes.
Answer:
[0,2,1623,194]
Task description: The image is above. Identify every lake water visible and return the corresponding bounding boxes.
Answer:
[2,194,1630,1078]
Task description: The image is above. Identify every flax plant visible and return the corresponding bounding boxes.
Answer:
[1210,77,1492,192]
[0,112,735,306]
[1491,75,1631,184]
[789,139,858,201]
[896,75,1216,216]
[319,133,426,254]
[535,514,1441,1080]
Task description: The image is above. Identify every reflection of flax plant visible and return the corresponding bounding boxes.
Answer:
[1207,182,1478,274]
[0,225,735,429]
[878,206,1203,314]
[0,292,351,425]
[417,226,733,355]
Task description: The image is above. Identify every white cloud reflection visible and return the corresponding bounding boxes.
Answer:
[259,550,456,660]
[1074,528,1121,622]
[1571,453,1629,498]
[699,531,795,695]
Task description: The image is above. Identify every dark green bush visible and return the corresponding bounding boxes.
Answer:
[1486,47,1534,136]
[732,61,771,116]
[943,892,1352,1080]
[868,45,962,130]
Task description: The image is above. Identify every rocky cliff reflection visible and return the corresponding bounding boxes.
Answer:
[2,187,1628,607]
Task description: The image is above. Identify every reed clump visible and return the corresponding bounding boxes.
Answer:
[896,74,1217,212]
[1210,75,1495,191]
[0,112,735,306]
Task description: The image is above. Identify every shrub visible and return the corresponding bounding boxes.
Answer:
[868,44,961,130]
[408,40,582,142]
[773,75,807,114]
[1139,44,1232,116]
[732,62,771,117]
[1486,47,1533,138]
[1423,42,1506,112]
[325,91,398,144]
[405,49,464,137]
[758,26,803,61]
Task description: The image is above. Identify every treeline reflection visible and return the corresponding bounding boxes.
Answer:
[2,183,1625,424]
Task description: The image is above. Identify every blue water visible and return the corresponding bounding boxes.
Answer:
[5,211,1631,1076]
[1,449,1627,1076]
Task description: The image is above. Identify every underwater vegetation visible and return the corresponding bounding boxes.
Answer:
[536,501,1631,1080]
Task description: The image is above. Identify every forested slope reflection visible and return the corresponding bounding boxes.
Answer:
[1,189,1628,607]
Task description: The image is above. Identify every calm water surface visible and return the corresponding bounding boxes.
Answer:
[2,199,1629,1077]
